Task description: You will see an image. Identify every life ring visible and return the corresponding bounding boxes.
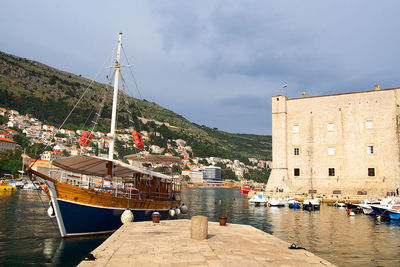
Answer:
[132,131,144,149]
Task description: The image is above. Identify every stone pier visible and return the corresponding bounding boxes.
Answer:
[79,219,335,266]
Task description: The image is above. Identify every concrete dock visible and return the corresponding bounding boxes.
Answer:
[79,219,335,267]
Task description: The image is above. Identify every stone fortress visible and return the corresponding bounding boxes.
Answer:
[266,85,400,196]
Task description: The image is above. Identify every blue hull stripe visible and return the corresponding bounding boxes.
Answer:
[389,212,400,220]
[57,199,169,235]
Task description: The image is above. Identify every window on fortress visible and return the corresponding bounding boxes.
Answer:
[294,168,300,176]
[368,168,375,177]
[367,146,374,154]
[294,148,299,155]
[327,123,334,132]
[328,147,335,156]
[293,125,299,133]
[329,168,335,176]
[366,120,373,129]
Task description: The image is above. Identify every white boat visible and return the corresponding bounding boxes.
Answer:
[370,198,400,217]
[249,193,267,206]
[268,197,287,207]
[302,198,321,211]
[23,181,39,190]
[334,202,346,208]
[356,199,380,215]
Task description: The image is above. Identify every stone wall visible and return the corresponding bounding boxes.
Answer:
[267,87,400,196]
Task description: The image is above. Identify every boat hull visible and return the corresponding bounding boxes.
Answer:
[240,188,251,194]
[54,198,169,237]
[249,194,267,206]
[388,210,400,220]
[288,202,301,208]
[302,204,320,211]
[35,170,181,238]
[370,205,391,217]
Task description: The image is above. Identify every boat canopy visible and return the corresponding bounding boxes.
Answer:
[52,155,173,180]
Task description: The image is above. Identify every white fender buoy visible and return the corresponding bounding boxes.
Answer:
[47,205,55,218]
[175,207,181,215]
[169,209,176,217]
[180,204,188,214]
[121,209,134,224]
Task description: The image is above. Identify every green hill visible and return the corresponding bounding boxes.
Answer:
[0,51,271,160]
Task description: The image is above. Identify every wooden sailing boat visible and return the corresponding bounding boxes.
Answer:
[28,33,184,238]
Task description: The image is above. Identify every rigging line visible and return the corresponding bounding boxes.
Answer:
[29,47,116,169]
[27,172,59,231]
[89,83,111,134]
[120,45,148,122]
[120,75,142,133]
[82,108,95,128]
[34,185,59,231]
[120,73,146,120]
[121,44,143,100]
[83,81,110,131]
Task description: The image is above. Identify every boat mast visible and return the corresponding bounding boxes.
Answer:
[108,33,122,161]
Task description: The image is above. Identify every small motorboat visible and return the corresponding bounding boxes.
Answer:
[370,198,400,218]
[23,181,40,190]
[334,201,346,208]
[288,199,301,209]
[302,199,320,211]
[268,197,287,207]
[249,193,267,206]
[0,180,17,191]
[355,199,380,215]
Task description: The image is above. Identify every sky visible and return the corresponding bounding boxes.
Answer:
[1,1,399,135]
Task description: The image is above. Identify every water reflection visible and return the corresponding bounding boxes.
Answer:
[181,188,400,267]
[2,188,400,266]
[0,190,107,266]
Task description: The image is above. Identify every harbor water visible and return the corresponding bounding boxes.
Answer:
[1,188,400,266]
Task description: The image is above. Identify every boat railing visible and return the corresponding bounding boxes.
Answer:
[46,169,180,201]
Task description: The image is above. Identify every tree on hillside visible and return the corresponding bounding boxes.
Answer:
[13,133,30,148]
[0,149,23,177]
[0,115,8,125]
[221,169,236,180]
[198,159,209,165]
[171,164,181,174]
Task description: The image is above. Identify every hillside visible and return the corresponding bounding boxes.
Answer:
[0,51,271,160]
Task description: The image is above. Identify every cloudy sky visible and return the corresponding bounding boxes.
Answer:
[1,1,399,135]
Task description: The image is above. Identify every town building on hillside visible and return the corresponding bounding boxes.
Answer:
[9,109,19,116]
[0,132,11,139]
[202,166,222,183]
[0,107,6,116]
[0,137,18,152]
[249,158,259,165]
[41,150,65,161]
[43,125,55,132]
[150,145,162,154]
[267,85,400,196]
[182,169,204,183]
[28,159,57,174]
[175,139,186,148]
[7,120,15,128]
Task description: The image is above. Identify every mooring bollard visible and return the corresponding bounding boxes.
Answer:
[218,215,227,226]
[191,216,208,240]
[152,212,161,223]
